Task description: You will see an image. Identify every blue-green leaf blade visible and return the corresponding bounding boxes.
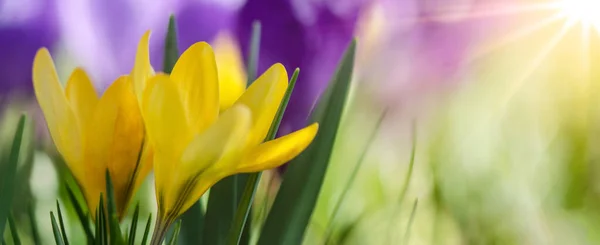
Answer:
[140,214,152,245]
[50,212,66,245]
[128,203,140,245]
[8,214,21,245]
[56,201,70,245]
[257,39,357,245]
[163,14,179,74]
[178,201,204,245]
[28,204,41,245]
[105,171,124,244]
[66,185,94,242]
[0,115,27,235]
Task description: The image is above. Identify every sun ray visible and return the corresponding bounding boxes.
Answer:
[498,21,575,111]
[421,2,558,22]
[581,22,591,89]
[391,2,558,25]
[465,13,566,63]
[552,0,600,30]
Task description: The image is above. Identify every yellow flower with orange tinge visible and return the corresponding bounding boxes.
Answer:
[138,33,319,231]
[32,32,155,219]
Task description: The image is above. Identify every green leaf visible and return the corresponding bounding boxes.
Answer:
[51,212,66,245]
[66,185,94,242]
[8,214,20,245]
[258,39,357,245]
[96,195,107,245]
[28,204,41,245]
[246,21,261,86]
[323,110,387,243]
[128,203,140,245]
[167,220,182,245]
[56,201,70,245]
[163,14,179,74]
[140,214,152,245]
[105,171,124,244]
[0,115,26,235]
[202,21,262,245]
[227,68,299,245]
[203,176,248,245]
[178,201,204,245]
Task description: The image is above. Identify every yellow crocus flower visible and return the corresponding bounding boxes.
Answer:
[140,40,318,237]
[32,32,154,219]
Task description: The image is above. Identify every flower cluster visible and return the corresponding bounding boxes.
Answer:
[32,31,318,231]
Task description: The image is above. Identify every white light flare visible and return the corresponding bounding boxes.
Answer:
[556,0,600,30]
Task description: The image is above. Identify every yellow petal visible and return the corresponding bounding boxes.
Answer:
[85,76,146,217]
[236,123,319,173]
[181,104,251,174]
[65,68,98,134]
[142,74,192,158]
[234,63,288,146]
[160,105,252,219]
[170,42,219,134]
[213,32,247,111]
[32,48,83,167]
[131,31,155,100]
[142,75,189,219]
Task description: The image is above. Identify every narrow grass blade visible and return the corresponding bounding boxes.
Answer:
[167,220,182,245]
[140,214,153,245]
[128,204,140,245]
[0,115,27,234]
[94,209,100,245]
[227,68,299,245]
[258,39,357,245]
[97,195,107,245]
[387,125,418,244]
[163,14,179,74]
[56,201,70,245]
[179,201,204,245]
[246,21,261,86]
[403,199,419,245]
[203,21,262,245]
[28,204,41,245]
[323,110,387,243]
[50,212,66,245]
[66,185,94,242]
[105,171,124,244]
[8,214,21,245]
[398,122,417,204]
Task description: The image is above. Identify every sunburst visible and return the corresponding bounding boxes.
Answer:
[555,0,600,30]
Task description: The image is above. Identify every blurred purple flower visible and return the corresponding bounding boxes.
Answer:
[57,0,367,132]
[0,0,58,96]
[361,0,513,106]
[57,0,238,91]
[237,0,368,134]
